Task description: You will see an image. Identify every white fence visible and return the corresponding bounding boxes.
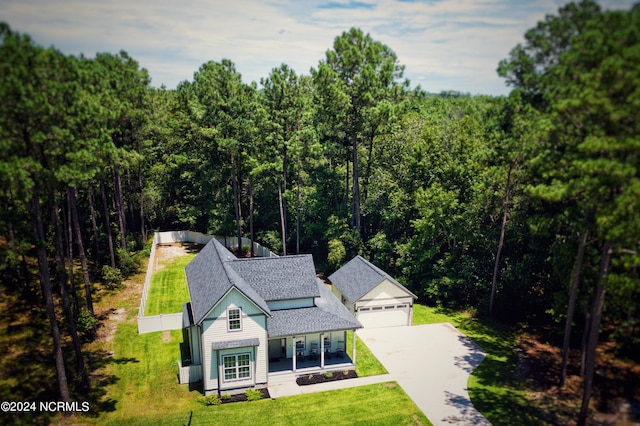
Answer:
[138,313,184,334]
[178,361,203,384]
[137,230,276,334]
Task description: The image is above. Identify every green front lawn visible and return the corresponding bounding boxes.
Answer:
[87,323,427,426]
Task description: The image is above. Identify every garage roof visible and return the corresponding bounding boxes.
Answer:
[328,255,417,303]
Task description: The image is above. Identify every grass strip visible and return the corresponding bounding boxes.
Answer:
[347,330,388,377]
[144,254,194,316]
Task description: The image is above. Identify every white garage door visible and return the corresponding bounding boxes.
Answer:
[357,305,410,328]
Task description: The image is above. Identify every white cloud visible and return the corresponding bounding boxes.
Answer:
[1,0,636,95]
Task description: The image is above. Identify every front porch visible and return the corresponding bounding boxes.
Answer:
[268,351,354,374]
[267,329,357,376]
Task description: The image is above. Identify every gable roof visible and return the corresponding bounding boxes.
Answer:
[328,255,417,303]
[185,239,271,324]
[267,279,362,337]
[228,255,320,301]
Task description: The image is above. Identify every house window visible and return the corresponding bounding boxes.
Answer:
[222,353,251,381]
[227,308,241,331]
[295,336,306,351]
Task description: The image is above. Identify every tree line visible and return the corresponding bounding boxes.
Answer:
[0,1,638,423]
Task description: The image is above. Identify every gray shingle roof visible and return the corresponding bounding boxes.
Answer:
[328,255,417,303]
[185,239,362,335]
[185,239,270,324]
[267,279,362,337]
[211,338,260,350]
[228,255,320,301]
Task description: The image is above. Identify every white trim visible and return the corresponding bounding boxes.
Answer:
[222,352,251,382]
[200,285,271,325]
[227,307,242,332]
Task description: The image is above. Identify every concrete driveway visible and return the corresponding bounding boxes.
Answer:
[357,323,491,425]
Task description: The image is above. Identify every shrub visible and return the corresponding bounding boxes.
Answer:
[116,248,140,276]
[324,372,334,379]
[101,265,123,290]
[76,310,98,337]
[220,393,231,401]
[197,394,222,406]
[245,389,262,402]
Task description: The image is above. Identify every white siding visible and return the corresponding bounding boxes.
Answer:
[356,279,414,308]
[200,288,268,393]
[354,280,414,328]
[331,286,355,314]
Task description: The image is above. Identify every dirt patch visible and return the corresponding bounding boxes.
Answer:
[96,307,126,343]
[154,243,203,272]
[162,330,171,343]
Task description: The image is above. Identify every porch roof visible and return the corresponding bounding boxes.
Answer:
[211,337,260,350]
[267,279,362,337]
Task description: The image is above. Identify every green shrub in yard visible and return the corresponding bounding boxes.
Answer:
[324,372,333,379]
[116,247,140,276]
[77,310,98,338]
[245,389,262,401]
[197,394,222,406]
[221,393,231,401]
[102,265,123,290]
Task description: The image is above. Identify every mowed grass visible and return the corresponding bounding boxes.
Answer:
[347,330,388,377]
[412,304,547,425]
[88,323,428,426]
[74,255,427,425]
[144,254,195,316]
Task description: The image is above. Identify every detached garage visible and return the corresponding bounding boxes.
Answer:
[329,256,417,328]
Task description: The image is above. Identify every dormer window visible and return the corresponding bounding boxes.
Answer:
[227,307,241,331]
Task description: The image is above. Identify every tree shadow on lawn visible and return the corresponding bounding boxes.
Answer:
[0,290,138,424]
[444,390,491,425]
[451,314,554,425]
[82,349,140,418]
[454,334,487,374]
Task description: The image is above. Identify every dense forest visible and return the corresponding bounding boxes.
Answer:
[1,1,638,423]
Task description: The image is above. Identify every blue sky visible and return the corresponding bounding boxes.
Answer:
[1,0,635,95]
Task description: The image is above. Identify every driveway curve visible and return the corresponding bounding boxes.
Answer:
[357,323,491,425]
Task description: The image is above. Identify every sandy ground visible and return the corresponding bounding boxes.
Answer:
[153,243,194,272]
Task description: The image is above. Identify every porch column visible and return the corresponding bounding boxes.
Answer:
[292,336,297,372]
[352,329,356,365]
[320,333,325,369]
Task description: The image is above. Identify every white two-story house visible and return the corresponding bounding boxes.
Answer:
[179,238,362,395]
